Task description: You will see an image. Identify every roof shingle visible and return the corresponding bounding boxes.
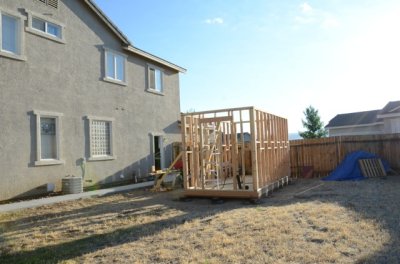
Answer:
[379,101,400,115]
[326,110,382,128]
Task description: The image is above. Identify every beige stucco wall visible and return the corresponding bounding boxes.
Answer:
[0,0,182,200]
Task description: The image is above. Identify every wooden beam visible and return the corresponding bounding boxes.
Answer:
[198,116,233,124]
[181,106,290,198]
[184,189,260,199]
[181,114,189,190]
[249,107,259,191]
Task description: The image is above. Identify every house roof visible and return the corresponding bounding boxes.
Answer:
[84,0,131,46]
[237,132,251,143]
[326,100,400,129]
[125,46,187,73]
[325,110,382,128]
[379,100,400,115]
[83,0,186,73]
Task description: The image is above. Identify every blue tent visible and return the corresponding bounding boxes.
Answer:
[323,151,389,181]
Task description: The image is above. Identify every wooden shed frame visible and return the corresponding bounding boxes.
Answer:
[181,106,290,199]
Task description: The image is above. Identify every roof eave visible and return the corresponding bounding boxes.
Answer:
[377,113,400,119]
[389,105,400,113]
[83,0,186,73]
[84,0,131,46]
[125,46,187,73]
[326,122,384,130]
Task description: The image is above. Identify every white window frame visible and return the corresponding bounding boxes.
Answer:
[33,110,64,166]
[147,64,164,95]
[0,9,25,61]
[103,47,127,85]
[25,10,65,44]
[86,116,116,161]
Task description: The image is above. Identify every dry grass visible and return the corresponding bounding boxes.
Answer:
[1,176,400,263]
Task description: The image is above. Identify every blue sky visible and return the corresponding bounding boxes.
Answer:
[94,0,400,133]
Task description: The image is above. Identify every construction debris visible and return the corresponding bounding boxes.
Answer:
[151,152,183,192]
[359,158,387,178]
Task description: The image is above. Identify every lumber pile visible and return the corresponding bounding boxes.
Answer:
[358,159,386,177]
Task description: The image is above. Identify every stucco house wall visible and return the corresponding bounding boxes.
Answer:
[0,0,184,200]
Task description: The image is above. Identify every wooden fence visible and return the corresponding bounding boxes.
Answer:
[290,133,400,178]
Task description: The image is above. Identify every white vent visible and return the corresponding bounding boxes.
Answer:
[37,0,59,9]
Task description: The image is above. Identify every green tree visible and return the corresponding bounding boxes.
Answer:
[299,105,328,139]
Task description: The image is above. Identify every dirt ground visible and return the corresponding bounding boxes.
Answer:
[1,176,399,263]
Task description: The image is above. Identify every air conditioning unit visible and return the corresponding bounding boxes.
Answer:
[62,176,83,194]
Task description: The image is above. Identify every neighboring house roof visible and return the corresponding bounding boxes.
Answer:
[237,132,251,143]
[326,100,400,129]
[326,110,382,128]
[378,101,400,116]
[83,0,186,73]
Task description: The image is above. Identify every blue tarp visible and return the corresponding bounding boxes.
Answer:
[323,151,390,181]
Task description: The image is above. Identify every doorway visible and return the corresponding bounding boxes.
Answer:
[153,135,164,170]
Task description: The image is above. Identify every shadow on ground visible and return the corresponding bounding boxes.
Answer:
[0,176,399,263]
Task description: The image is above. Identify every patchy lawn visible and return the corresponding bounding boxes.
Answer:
[1,176,399,263]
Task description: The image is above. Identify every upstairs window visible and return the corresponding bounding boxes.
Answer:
[147,65,164,93]
[26,11,65,44]
[32,17,62,39]
[1,14,19,54]
[0,12,23,58]
[104,48,126,84]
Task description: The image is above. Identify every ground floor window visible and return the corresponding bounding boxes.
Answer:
[40,117,57,159]
[87,116,115,161]
[33,110,64,166]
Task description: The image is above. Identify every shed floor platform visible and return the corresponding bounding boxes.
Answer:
[184,176,290,199]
